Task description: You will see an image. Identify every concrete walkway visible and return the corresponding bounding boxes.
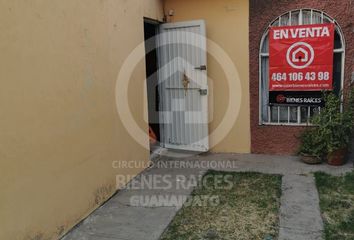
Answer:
[62,153,352,240]
[279,175,323,240]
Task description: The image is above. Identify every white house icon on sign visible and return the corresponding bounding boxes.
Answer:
[292,47,308,63]
[286,42,315,69]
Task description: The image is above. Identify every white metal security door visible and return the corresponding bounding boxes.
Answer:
[158,20,209,152]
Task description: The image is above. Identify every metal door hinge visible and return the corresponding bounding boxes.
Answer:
[199,89,208,96]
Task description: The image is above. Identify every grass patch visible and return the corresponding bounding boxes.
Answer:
[160,171,282,240]
[315,171,354,240]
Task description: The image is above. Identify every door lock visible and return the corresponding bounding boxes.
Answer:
[182,71,190,96]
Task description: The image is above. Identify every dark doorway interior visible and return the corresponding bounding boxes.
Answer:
[144,20,160,143]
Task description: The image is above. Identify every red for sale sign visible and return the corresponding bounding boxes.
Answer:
[269,23,335,91]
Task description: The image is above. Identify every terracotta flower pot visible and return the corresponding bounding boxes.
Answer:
[327,148,348,166]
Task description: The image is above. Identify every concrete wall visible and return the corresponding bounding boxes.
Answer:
[0,1,163,239]
[249,0,354,155]
[164,0,251,153]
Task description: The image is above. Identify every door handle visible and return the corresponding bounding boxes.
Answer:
[195,65,207,71]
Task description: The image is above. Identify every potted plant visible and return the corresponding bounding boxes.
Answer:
[298,89,354,165]
[298,128,324,164]
[312,90,354,166]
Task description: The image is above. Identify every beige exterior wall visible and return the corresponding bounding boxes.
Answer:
[0,1,163,239]
[164,0,251,153]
